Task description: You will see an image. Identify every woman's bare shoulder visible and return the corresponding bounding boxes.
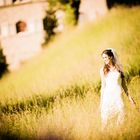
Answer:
[100,67,104,72]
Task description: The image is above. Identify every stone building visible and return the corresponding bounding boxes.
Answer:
[0,0,108,71]
[0,0,48,71]
[78,0,108,25]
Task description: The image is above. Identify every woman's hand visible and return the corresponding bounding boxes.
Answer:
[128,95,140,113]
[128,95,136,106]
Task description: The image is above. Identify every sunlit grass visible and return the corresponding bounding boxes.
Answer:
[0,6,140,139]
[1,80,140,139]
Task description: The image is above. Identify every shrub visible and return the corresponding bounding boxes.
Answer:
[43,9,58,43]
[0,48,8,78]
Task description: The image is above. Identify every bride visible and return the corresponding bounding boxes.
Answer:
[100,48,135,128]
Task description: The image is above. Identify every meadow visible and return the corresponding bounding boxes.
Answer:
[0,6,140,140]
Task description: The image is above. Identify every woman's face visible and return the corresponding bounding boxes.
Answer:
[102,53,111,65]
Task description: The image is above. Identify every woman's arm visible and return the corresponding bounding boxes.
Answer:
[100,68,106,101]
[121,76,136,106]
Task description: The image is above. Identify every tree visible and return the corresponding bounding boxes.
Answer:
[0,48,8,78]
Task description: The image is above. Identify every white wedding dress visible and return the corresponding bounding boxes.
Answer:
[100,68,124,127]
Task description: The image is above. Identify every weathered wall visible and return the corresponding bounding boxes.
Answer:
[1,32,45,70]
[78,0,108,25]
[0,1,47,71]
[0,1,47,23]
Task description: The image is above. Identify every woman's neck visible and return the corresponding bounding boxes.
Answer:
[108,63,116,71]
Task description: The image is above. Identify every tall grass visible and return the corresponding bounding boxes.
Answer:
[0,6,140,139]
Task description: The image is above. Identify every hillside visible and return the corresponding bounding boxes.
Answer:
[0,6,140,140]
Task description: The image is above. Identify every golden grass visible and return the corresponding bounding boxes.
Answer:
[0,6,140,139]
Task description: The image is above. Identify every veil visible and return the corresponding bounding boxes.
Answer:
[107,48,123,72]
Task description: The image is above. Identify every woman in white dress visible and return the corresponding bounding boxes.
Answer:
[100,48,135,128]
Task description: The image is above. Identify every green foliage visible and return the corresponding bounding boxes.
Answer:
[43,0,80,43]
[48,0,73,6]
[43,8,58,43]
[64,4,76,26]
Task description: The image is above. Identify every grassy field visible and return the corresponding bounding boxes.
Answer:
[0,6,140,140]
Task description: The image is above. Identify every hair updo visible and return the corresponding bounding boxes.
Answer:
[102,49,114,59]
